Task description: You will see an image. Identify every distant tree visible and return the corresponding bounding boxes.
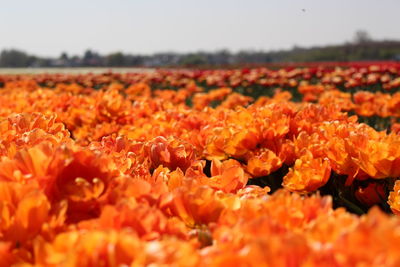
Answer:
[60,52,69,60]
[126,55,144,66]
[214,49,232,65]
[83,49,94,61]
[353,30,373,44]
[179,54,208,66]
[82,49,103,66]
[106,52,126,66]
[0,49,30,67]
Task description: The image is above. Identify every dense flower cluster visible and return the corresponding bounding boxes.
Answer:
[1,65,400,266]
[1,62,400,90]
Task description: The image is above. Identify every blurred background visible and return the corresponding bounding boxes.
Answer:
[0,0,399,68]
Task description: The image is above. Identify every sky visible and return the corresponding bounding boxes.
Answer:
[0,0,399,57]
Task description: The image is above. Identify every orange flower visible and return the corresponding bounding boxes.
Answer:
[224,128,259,158]
[332,208,400,266]
[246,149,282,177]
[0,242,16,266]
[349,134,400,179]
[219,93,253,109]
[79,203,187,241]
[144,136,195,172]
[125,82,151,99]
[318,90,354,111]
[0,112,71,158]
[192,87,232,110]
[298,84,326,102]
[283,150,331,192]
[353,91,376,117]
[34,230,145,267]
[0,181,50,244]
[201,159,248,193]
[0,142,54,182]
[40,145,119,223]
[96,89,132,122]
[204,127,230,160]
[388,180,400,215]
[159,185,228,227]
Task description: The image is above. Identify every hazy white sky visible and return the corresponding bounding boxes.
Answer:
[0,0,399,57]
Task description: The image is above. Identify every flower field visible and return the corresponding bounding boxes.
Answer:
[1,62,400,266]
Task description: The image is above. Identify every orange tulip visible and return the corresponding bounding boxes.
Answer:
[246,149,282,177]
[144,136,195,172]
[388,180,400,215]
[283,150,331,192]
[0,181,50,244]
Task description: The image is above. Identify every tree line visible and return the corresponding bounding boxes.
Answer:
[1,38,400,68]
